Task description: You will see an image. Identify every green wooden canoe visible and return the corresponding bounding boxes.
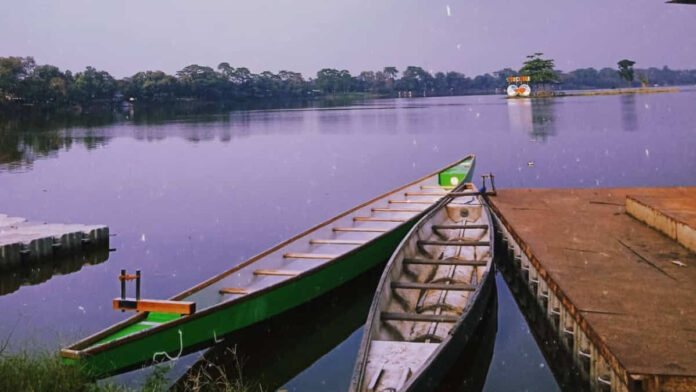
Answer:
[60,155,476,377]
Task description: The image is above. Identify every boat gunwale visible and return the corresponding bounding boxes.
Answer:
[350,189,495,392]
[61,154,475,357]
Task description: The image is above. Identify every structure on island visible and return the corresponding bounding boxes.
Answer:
[506,76,531,97]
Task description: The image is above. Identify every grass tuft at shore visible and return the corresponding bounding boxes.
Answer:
[0,350,92,392]
[0,348,263,392]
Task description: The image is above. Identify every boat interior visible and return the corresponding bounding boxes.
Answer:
[356,190,493,392]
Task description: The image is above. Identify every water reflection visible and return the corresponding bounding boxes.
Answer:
[0,247,109,296]
[506,98,557,142]
[0,128,109,171]
[621,95,638,132]
[173,266,382,391]
[496,245,586,391]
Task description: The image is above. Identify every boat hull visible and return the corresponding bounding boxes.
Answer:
[64,220,416,377]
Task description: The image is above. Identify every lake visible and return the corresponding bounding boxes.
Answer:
[1,90,695,391]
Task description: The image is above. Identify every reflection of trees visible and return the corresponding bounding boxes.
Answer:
[530,99,557,142]
[620,95,638,132]
[507,98,557,142]
[0,111,113,170]
[0,97,361,169]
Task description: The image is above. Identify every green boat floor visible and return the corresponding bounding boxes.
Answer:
[94,312,181,346]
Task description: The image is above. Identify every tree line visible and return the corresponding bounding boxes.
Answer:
[1,56,695,108]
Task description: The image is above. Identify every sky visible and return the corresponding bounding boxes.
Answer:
[2,0,695,79]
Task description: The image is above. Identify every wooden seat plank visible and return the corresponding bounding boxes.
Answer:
[283,253,337,259]
[332,227,388,233]
[391,281,475,291]
[253,269,300,277]
[388,200,434,205]
[219,287,249,295]
[354,217,408,223]
[432,224,488,230]
[371,208,424,213]
[381,312,460,323]
[309,239,366,245]
[417,240,490,247]
[403,257,487,267]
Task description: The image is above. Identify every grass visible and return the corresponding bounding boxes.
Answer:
[0,346,264,392]
[0,350,95,392]
[172,348,265,392]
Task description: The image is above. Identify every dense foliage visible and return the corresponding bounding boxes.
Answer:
[1,56,695,108]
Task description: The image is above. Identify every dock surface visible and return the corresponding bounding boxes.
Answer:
[0,213,108,269]
[488,187,696,391]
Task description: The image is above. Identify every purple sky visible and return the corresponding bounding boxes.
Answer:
[2,0,695,78]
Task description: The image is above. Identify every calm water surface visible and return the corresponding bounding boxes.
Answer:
[1,91,695,391]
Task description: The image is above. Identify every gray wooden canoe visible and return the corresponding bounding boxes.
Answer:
[350,186,496,392]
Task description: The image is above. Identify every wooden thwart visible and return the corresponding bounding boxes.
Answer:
[405,192,448,197]
[388,200,433,205]
[371,208,424,213]
[283,253,337,259]
[417,240,490,247]
[391,281,475,291]
[403,257,487,267]
[333,227,388,233]
[219,287,249,295]
[309,239,366,245]
[112,298,196,315]
[381,312,460,323]
[253,269,299,277]
[354,217,408,222]
[431,224,488,230]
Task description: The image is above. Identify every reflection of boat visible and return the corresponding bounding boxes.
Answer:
[506,99,533,135]
[350,187,495,392]
[173,264,383,391]
[0,247,110,296]
[434,283,497,392]
[61,155,476,377]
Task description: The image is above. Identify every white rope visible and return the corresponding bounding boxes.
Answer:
[152,329,183,363]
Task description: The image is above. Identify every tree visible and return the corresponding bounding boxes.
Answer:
[617,59,636,86]
[70,66,117,103]
[383,67,398,80]
[315,68,344,94]
[398,66,433,96]
[121,71,178,102]
[519,53,559,95]
[0,56,36,100]
[176,64,223,100]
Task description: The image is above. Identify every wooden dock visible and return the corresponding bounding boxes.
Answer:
[0,213,109,270]
[488,187,696,392]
